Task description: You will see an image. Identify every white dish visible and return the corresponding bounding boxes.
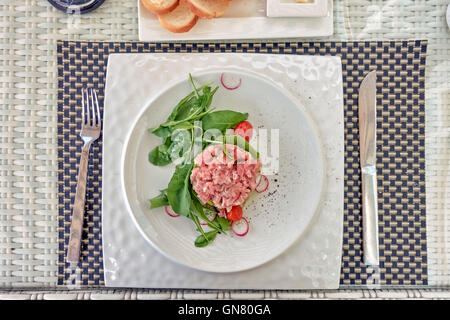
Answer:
[267,0,328,18]
[122,70,325,273]
[102,53,344,289]
[137,0,333,41]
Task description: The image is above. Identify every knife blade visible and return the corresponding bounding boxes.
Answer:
[358,70,380,266]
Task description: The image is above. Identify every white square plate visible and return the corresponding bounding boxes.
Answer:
[102,52,344,289]
[138,0,333,41]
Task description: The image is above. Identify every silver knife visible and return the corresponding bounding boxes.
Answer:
[358,70,380,266]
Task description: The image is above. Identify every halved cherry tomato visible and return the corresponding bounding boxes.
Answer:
[234,121,253,142]
[227,205,243,222]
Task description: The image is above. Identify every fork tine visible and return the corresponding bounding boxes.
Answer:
[85,88,91,126]
[90,88,97,127]
[93,89,100,127]
[81,88,85,125]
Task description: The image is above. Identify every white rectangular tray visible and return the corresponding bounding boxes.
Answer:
[267,0,328,18]
[102,52,344,289]
[138,0,333,41]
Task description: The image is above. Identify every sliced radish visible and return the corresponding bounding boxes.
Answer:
[200,211,217,226]
[220,73,242,90]
[231,217,249,237]
[255,174,269,193]
[165,206,180,218]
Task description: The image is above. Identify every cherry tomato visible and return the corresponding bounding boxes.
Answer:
[227,205,243,222]
[234,121,253,142]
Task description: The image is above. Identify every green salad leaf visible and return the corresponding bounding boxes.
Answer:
[201,110,248,133]
[206,134,259,160]
[149,189,169,209]
[151,126,172,144]
[148,75,219,167]
[148,142,173,166]
[216,216,232,232]
[194,230,218,248]
[167,162,194,217]
[189,190,230,234]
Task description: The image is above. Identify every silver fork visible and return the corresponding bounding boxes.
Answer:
[66,88,102,265]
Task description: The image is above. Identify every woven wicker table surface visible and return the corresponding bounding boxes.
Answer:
[0,0,449,299]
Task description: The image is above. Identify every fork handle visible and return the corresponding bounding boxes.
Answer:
[66,146,90,264]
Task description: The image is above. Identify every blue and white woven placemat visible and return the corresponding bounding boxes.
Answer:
[57,40,428,287]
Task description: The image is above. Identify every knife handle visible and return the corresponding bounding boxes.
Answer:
[361,165,380,266]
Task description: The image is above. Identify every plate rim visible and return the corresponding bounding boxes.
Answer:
[120,68,327,273]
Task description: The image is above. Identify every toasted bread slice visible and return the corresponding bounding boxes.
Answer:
[158,1,198,33]
[185,0,230,19]
[141,0,179,15]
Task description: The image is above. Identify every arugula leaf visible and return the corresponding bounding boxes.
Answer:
[160,107,215,128]
[167,162,194,217]
[150,126,172,144]
[172,122,194,130]
[194,230,218,248]
[167,85,217,125]
[172,97,202,122]
[204,86,219,111]
[149,82,211,134]
[202,110,248,133]
[190,194,205,217]
[189,73,200,99]
[225,134,259,159]
[148,75,220,168]
[167,128,192,162]
[205,134,259,160]
[149,189,169,209]
[189,213,210,244]
[216,216,231,232]
[167,85,205,122]
[148,142,172,166]
[190,191,220,229]
[149,125,194,166]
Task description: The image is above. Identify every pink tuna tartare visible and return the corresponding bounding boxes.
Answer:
[190,144,262,218]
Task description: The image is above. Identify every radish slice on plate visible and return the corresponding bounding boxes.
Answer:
[200,211,217,226]
[231,217,249,237]
[255,174,269,193]
[220,73,242,90]
[165,206,180,218]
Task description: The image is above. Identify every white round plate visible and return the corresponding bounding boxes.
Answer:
[122,70,325,273]
[447,4,450,29]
